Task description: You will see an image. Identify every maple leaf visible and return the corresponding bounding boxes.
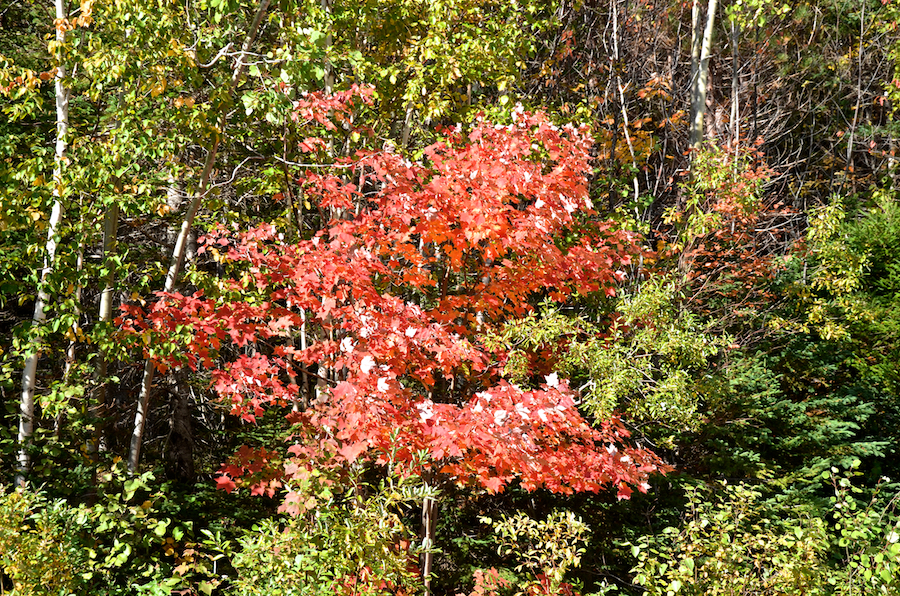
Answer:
[278,490,303,517]
[338,441,369,462]
[483,475,505,493]
[215,474,237,493]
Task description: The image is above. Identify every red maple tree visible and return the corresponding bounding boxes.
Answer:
[120,93,668,510]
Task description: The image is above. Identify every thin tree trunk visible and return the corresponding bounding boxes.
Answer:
[321,0,334,94]
[128,0,271,473]
[689,0,717,150]
[16,0,70,487]
[300,309,309,408]
[401,102,415,149]
[612,0,639,203]
[165,371,195,483]
[89,201,119,457]
[751,24,758,142]
[421,495,437,596]
[689,0,701,88]
[843,0,865,188]
[56,239,83,436]
[730,19,740,153]
[62,207,83,385]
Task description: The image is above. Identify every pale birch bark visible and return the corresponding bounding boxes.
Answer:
[690,0,701,88]
[16,0,70,486]
[844,1,865,184]
[689,0,718,150]
[401,103,415,149]
[421,495,437,596]
[321,0,334,94]
[612,0,639,203]
[89,201,119,457]
[56,239,83,436]
[730,20,741,152]
[128,0,271,473]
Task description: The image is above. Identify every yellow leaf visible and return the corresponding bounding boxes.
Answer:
[150,78,167,97]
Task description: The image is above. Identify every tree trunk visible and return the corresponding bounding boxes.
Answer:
[56,237,83,436]
[690,0,701,89]
[730,19,740,152]
[16,0,70,487]
[612,0,639,203]
[128,0,271,474]
[165,372,195,483]
[689,0,718,150]
[843,0,865,189]
[421,495,438,596]
[322,0,334,94]
[90,201,119,457]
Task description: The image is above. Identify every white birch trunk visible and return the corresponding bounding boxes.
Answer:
[16,0,70,486]
[322,0,334,94]
[89,201,119,457]
[730,20,740,152]
[689,0,717,150]
[690,0,701,87]
[421,495,437,596]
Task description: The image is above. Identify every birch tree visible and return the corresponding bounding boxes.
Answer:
[16,0,70,486]
[689,0,718,150]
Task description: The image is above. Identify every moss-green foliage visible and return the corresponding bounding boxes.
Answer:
[485,510,587,593]
[0,485,89,596]
[629,465,900,596]
[0,463,281,595]
[225,470,427,596]
[626,193,900,596]
[779,193,900,478]
[0,474,185,595]
[571,279,720,438]
[488,278,721,447]
[629,481,829,595]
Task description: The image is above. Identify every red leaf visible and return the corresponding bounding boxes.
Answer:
[215,474,237,493]
[338,441,369,462]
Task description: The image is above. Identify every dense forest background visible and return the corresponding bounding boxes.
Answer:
[2,0,900,593]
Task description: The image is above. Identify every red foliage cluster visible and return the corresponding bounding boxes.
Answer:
[119,94,668,508]
[663,147,797,329]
